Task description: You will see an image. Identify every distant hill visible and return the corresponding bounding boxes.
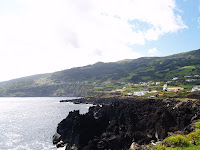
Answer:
[0,49,200,97]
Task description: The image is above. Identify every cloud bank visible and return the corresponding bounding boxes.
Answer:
[0,0,187,81]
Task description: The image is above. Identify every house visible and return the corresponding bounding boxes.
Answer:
[149,90,159,93]
[184,76,191,78]
[156,82,161,85]
[191,86,200,92]
[163,83,183,92]
[186,79,198,82]
[133,91,149,96]
[172,77,179,81]
[103,81,111,84]
[140,82,147,86]
[133,91,144,96]
[167,81,173,84]
[186,79,193,82]
[127,83,134,86]
[167,87,184,92]
[149,95,156,98]
[163,84,168,91]
[127,93,133,96]
[194,75,200,78]
[117,82,126,85]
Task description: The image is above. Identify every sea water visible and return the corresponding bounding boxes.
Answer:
[0,97,92,150]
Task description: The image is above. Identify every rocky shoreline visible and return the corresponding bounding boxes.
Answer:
[54,97,200,149]
[60,97,147,105]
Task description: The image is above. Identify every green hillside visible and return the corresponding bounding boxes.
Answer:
[0,49,200,97]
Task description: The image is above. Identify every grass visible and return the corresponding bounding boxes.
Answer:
[163,135,190,147]
[180,66,196,69]
[151,121,200,150]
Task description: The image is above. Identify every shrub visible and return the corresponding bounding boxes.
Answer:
[151,144,166,150]
[195,121,200,129]
[187,132,199,141]
[164,134,190,147]
[195,129,200,135]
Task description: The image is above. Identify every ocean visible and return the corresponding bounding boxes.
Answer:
[0,97,92,150]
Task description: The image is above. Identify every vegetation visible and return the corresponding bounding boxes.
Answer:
[151,121,200,150]
[0,49,200,97]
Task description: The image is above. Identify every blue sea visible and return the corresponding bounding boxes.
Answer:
[0,97,92,150]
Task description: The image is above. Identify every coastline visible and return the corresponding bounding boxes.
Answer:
[54,97,200,149]
[60,96,149,105]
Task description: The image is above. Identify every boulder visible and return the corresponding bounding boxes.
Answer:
[56,141,65,148]
[53,133,61,144]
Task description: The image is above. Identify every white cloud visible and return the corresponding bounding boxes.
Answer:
[148,48,158,56]
[0,0,187,81]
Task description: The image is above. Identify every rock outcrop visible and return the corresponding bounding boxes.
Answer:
[54,98,200,150]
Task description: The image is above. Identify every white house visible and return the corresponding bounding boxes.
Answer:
[184,76,191,78]
[156,82,161,85]
[134,91,149,96]
[191,86,200,92]
[163,84,168,91]
[172,77,179,81]
[127,93,133,96]
[194,75,200,77]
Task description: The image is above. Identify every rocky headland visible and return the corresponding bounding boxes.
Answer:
[54,97,200,149]
[60,97,145,105]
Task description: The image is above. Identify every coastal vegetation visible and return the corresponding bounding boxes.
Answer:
[0,49,200,97]
[151,120,200,150]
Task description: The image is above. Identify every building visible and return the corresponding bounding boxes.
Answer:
[127,93,133,96]
[184,76,191,78]
[133,91,149,96]
[127,83,134,86]
[166,81,173,84]
[149,90,159,93]
[172,77,179,81]
[156,82,161,85]
[163,84,168,91]
[194,75,200,77]
[191,86,200,92]
[167,87,184,92]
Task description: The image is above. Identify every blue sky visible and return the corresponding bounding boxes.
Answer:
[133,0,200,56]
[0,0,199,81]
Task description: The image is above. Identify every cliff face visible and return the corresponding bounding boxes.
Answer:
[53,99,200,150]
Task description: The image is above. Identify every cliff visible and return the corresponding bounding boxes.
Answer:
[53,98,200,149]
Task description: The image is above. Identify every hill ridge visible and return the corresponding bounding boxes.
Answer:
[0,48,200,97]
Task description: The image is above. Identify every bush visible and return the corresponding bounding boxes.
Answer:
[151,144,166,150]
[196,129,200,135]
[164,134,190,147]
[187,132,199,141]
[195,121,200,129]
[153,120,200,149]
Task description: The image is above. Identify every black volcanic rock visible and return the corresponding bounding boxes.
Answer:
[52,133,61,144]
[54,98,200,150]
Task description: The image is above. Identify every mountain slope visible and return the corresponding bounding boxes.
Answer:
[0,49,200,97]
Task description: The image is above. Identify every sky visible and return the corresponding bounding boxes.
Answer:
[0,0,199,82]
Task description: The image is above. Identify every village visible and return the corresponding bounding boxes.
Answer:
[107,75,200,98]
[32,74,200,98]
